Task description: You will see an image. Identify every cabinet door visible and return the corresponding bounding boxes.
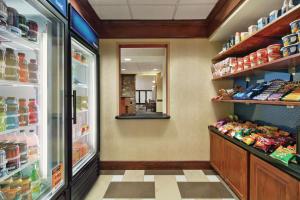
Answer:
[250,155,299,200]
[224,140,249,200]
[210,132,224,174]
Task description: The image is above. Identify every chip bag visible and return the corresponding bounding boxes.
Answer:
[270,146,295,166]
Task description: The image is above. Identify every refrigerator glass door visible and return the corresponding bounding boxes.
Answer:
[0,0,66,199]
[71,38,97,176]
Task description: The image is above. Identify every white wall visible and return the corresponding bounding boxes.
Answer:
[136,75,155,91]
[100,38,233,161]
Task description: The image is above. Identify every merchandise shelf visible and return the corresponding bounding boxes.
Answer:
[77,109,88,114]
[0,27,40,51]
[72,151,95,175]
[212,53,300,80]
[73,83,88,89]
[0,158,39,182]
[0,124,38,135]
[212,99,300,107]
[72,58,88,68]
[73,131,90,142]
[0,80,39,87]
[212,5,300,63]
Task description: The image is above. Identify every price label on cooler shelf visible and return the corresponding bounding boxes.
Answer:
[52,163,64,190]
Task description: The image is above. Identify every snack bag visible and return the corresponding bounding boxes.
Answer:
[270,146,295,166]
[234,130,244,141]
[242,135,256,145]
[253,137,276,152]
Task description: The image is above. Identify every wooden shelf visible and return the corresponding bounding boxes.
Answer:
[212,99,300,107]
[212,6,300,63]
[212,53,300,80]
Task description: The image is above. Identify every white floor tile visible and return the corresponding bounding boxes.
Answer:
[144,175,155,182]
[206,175,220,182]
[111,175,124,182]
[175,175,187,182]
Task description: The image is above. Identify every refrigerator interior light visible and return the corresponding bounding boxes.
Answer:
[41,32,48,179]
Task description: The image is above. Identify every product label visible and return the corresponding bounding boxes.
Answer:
[52,163,64,190]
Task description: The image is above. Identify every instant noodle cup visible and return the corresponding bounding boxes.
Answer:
[250,52,258,67]
[267,44,282,61]
[257,48,268,65]
[237,57,244,71]
[281,43,299,57]
[282,33,298,47]
[243,55,251,69]
[290,19,300,34]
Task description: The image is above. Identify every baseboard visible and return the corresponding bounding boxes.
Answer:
[100,161,212,170]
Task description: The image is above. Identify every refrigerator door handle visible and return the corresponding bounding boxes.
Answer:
[72,90,77,124]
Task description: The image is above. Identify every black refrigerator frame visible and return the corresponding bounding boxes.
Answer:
[36,1,70,200]
[0,0,70,199]
[66,6,100,200]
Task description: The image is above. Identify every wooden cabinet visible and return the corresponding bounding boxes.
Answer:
[210,132,224,174]
[250,155,299,200]
[224,139,248,200]
[210,132,249,200]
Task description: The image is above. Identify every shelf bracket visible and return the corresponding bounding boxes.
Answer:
[288,65,296,82]
[286,105,295,109]
[245,76,251,88]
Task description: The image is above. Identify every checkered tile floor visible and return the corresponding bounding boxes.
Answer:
[85,170,239,200]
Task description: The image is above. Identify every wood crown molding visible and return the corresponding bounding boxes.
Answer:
[70,0,244,39]
[207,0,246,36]
[100,161,212,170]
[97,20,208,38]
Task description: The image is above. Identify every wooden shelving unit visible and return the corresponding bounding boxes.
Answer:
[212,99,300,107]
[212,53,300,80]
[212,6,300,63]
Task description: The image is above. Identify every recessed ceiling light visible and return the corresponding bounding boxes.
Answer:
[152,81,156,83]
[124,58,132,62]
[153,68,158,71]
[121,68,126,71]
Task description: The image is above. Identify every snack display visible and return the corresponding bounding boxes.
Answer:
[213,116,296,165]
[212,42,285,79]
[253,80,285,101]
[214,80,300,102]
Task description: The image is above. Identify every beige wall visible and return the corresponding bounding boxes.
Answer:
[100,38,233,161]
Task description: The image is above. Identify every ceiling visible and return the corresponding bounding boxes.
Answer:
[121,48,165,75]
[88,0,218,20]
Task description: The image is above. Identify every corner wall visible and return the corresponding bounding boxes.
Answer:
[100,38,233,161]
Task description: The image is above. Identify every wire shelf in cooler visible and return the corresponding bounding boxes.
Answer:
[73,131,90,142]
[73,83,88,89]
[72,58,88,68]
[0,27,40,51]
[0,80,39,87]
[0,158,39,182]
[0,124,38,135]
[72,151,95,175]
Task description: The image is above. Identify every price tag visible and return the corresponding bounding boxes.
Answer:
[52,163,64,190]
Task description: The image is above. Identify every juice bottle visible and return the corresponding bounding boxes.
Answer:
[31,163,41,197]
[18,53,29,82]
[19,98,28,126]
[28,99,38,124]
[0,96,6,132]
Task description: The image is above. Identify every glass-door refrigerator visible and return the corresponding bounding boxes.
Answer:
[68,6,99,200]
[0,0,68,199]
